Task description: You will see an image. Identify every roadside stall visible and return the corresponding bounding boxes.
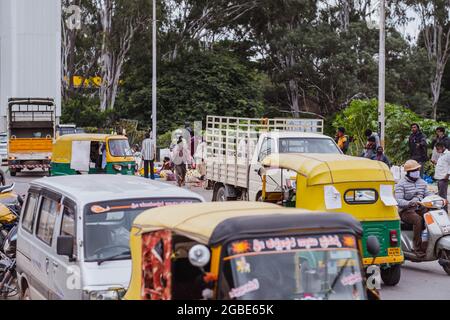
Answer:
[50,134,136,176]
[125,202,380,300]
[260,153,404,286]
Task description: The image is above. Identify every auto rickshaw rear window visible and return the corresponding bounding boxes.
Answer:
[344,189,378,205]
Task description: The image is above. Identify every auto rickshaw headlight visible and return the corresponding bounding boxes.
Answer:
[189,244,211,267]
[113,164,122,172]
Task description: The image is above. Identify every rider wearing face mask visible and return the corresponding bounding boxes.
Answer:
[395,160,433,256]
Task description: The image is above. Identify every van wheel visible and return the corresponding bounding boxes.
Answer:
[215,186,227,202]
[381,265,401,286]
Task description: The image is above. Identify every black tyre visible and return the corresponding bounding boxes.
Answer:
[214,185,227,202]
[0,170,5,185]
[439,250,450,276]
[21,285,31,300]
[9,170,16,177]
[381,264,401,286]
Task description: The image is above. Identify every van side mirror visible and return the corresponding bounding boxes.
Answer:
[366,235,380,257]
[57,235,74,259]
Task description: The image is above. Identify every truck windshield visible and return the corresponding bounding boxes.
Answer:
[279,138,340,154]
[83,198,201,263]
[108,139,133,157]
[219,234,365,300]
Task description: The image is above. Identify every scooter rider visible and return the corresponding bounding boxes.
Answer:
[395,160,433,256]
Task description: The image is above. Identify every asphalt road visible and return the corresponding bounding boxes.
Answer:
[6,171,450,300]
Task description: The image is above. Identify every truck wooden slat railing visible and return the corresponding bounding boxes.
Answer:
[206,116,324,190]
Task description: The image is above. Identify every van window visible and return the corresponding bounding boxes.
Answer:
[84,198,201,263]
[36,197,60,245]
[22,193,39,233]
[61,204,77,257]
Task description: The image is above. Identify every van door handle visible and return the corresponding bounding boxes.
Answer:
[45,258,50,274]
[52,261,59,268]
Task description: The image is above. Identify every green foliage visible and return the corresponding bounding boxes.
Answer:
[61,96,112,127]
[157,131,174,149]
[115,48,265,133]
[333,99,450,165]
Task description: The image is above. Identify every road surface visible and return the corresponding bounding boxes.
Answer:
[6,171,450,300]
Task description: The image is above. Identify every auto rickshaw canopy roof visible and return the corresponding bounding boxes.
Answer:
[261,153,394,186]
[132,201,363,245]
[52,133,128,163]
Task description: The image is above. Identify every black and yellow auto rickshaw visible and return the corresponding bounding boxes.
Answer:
[125,202,380,300]
[50,134,136,176]
[259,153,404,286]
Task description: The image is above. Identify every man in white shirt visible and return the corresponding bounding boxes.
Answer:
[171,136,191,186]
[141,131,156,179]
[434,142,450,212]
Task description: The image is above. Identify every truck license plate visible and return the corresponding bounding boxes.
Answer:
[388,248,401,256]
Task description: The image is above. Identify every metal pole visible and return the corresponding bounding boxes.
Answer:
[152,0,157,150]
[378,0,386,148]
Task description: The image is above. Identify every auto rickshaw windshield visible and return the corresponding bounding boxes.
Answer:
[219,234,366,300]
[108,139,133,157]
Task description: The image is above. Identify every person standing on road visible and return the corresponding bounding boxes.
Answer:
[371,146,391,167]
[431,127,450,165]
[365,129,381,148]
[434,142,450,212]
[142,132,156,180]
[361,136,377,159]
[395,160,433,257]
[171,136,191,187]
[335,127,349,154]
[408,123,428,177]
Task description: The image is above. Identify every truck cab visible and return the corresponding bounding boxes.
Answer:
[247,132,342,201]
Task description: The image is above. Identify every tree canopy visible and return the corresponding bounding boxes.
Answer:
[61,0,450,135]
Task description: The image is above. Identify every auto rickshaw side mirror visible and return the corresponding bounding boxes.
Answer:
[366,235,381,257]
[188,244,211,268]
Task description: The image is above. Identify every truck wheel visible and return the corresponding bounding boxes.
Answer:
[380,265,401,286]
[215,186,227,202]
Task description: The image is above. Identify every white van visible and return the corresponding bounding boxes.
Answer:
[16,175,204,300]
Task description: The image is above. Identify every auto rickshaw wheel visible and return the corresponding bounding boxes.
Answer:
[439,250,450,275]
[380,264,401,286]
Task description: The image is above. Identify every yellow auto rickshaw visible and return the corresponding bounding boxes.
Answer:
[50,134,136,176]
[125,202,380,300]
[260,153,404,286]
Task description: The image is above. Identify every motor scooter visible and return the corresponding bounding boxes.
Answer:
[401,195,450,275]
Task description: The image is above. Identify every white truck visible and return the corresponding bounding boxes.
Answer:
[205,115,342,201]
